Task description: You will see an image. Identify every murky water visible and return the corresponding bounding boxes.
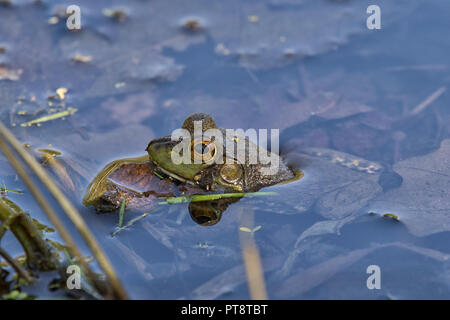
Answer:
[1,0,449,299]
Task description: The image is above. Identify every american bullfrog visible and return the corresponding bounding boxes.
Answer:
[83,113,301,225]
[147,113,299,192]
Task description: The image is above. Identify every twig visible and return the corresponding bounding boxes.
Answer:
[112,210,162,237]
[0,197,58,271]
[0,139,97,282]
[118,199,126,228]
[1,180,23,195]
[411,86,446,115]
[38,150,76,193]
[159,192,278,204]
[20,108,77,127]
[238,206,267,300]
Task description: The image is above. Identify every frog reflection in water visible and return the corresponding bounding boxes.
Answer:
[83,113,302,226]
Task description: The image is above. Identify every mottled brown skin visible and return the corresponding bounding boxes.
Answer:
[91,162,174,212]
[84,113,299,225]
[182,112,218,133]
[89,159,234,225]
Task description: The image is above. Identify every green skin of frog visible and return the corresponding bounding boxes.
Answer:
[82,113,301,218]
[146,113,299,193]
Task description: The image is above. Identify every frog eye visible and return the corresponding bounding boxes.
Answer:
[191,139,216,163]
[219,163,243,184]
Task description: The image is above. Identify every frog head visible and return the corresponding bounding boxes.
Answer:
[146,113,298,193]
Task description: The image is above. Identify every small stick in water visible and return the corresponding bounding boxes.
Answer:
[20,108,77,127]
[411,86,446,115]
[118,199,126,228]
[158,191,278,204]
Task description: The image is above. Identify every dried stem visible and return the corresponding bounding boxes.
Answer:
[0,121,128,299]
[0,197,58,271]
[0,246,34,283]
[238,206,268,300]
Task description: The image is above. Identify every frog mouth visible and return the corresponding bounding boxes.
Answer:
[147,136,193,183]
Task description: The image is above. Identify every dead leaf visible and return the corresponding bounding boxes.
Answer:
[370,139,450,237]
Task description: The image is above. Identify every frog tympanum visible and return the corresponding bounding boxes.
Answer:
[83,113,301,226]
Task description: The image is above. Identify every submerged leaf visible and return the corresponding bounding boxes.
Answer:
[252,147,383,218]
[370,139,450,236]
[275,245,381,298]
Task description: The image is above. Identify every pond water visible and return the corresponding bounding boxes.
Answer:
[0,0,449,299]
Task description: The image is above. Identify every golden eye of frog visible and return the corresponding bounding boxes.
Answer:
[146,113,301,193]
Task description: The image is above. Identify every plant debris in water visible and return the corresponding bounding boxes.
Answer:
[159,192,278,204]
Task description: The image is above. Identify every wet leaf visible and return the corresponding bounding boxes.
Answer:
[254,147,383,219]
[275,245,381,298]
[382,213,399,221]
[294,216,355,247]
[201,0,421,69]
[370,139,450,237]
[188,255,283,299]
[112,240,154,281]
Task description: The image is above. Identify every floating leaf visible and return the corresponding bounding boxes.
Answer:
[56,88,68,100]
[239,227,253,233]
[252,148,383,218]
[382,213,399,221]
[160,192,278,204]
[252,225,262,233]
[20,108,77,127]
[71,54,92,63]
[37,149,62,157]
